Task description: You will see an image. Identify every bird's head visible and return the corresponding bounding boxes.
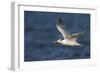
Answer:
[54,39,63,44]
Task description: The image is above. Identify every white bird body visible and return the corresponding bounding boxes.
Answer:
[57,39,81,46]
[55,16,83,46]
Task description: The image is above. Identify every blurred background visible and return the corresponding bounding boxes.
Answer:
[24,11,90,62]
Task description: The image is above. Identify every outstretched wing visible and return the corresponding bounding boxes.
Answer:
[69,32,84,40]
[56,16,70,39]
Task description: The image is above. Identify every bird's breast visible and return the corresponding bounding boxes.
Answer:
[61,39,78,46]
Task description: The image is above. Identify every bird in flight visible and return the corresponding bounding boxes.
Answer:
[54,16,83,46]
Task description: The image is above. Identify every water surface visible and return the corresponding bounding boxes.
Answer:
[24,11,90,62]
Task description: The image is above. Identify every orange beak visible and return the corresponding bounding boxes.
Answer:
[54,41,61,44]
[54,41,58,43]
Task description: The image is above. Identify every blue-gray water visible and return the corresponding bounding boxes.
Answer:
[24,11,90,62]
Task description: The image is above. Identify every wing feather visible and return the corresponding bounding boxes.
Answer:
[69,32,84,39]
[56,16,70,39]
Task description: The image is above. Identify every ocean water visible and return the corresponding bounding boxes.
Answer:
[24,11,90,62]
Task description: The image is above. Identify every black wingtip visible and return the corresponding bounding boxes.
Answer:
[80,31,85,35]
[57,16,64,27]
[57,16,60,23]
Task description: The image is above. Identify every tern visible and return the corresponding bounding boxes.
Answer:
[54,16,83,46]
